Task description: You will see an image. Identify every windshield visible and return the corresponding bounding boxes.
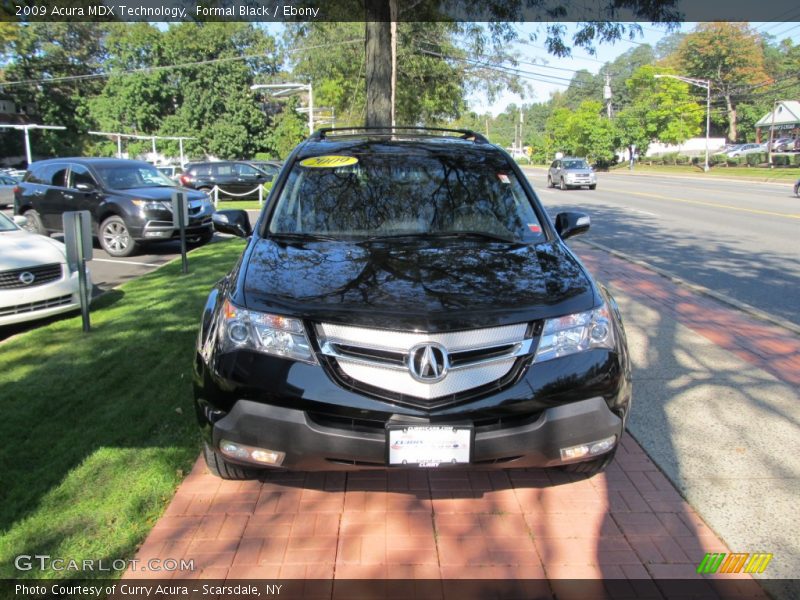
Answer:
[0,212,19,232]
[563,160,589,170]
[93,164,176,189]
[268,151,544,243]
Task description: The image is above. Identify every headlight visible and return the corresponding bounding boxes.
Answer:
[533,304,615,363]
[218,299,316,364]
[132,199,169,212]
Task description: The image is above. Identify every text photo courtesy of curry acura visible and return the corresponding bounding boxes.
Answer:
[14,158,215,257]
[196,127,631,479]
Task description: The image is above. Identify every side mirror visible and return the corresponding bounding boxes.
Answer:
[75,182,97,192]
[212,209,252,238]
[12,215,28,227]
[555,211,591,240]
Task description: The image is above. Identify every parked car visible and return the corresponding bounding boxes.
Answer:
[180,161,274,199]
[195,127,631,479]
[0,212,90,327]
[0,173,18,208]
[156,165,183,181]
[772,137,795,152]
[726,143,761,157]
[547,157,597,190]
[246,160,283,182]
[14,158,214,257]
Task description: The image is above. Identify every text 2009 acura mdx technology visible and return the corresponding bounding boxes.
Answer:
[195,127,631,479]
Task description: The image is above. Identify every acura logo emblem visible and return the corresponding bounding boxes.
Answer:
[18,271,35,285]
[408,343,449,383]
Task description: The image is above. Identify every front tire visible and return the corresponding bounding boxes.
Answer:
[589,184,597,190]
[203,442,261,480]
[22,209,45,235]
[547,175,554,188]
[560,178,567,190]
[560,446,617,476]
[99,216,139,257]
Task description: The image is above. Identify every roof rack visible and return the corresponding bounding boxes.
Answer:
[309,127,489,144]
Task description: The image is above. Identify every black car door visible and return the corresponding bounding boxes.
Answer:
[64,164,102,224]
[39,163,70,231]
[232,162,266,196]
[211,162,239,195]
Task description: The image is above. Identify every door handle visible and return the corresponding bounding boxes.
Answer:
[64,194,74,199]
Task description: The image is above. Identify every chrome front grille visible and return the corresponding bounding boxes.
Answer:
[0,293,73,317]
[316,322,534,401]
[0,263,62,289]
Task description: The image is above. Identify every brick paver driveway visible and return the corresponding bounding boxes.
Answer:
[124,244,798,598]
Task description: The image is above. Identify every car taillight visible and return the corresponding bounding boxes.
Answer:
[179,174,190,185]
[12,186,20,194]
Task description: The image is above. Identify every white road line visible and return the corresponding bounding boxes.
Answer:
[92,258,163,267]
[628,209,659,217]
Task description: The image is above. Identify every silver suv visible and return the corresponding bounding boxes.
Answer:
[548,158,597,190]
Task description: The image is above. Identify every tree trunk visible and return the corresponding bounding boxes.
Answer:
[365,0,392,128]
[725,94,737,142]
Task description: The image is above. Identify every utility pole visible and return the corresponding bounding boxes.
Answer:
[768,99,777,168]
[604,73,612,119]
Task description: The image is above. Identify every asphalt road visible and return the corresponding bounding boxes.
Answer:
[525,168,800,327]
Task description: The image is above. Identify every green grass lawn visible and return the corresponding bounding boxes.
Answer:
[0,238,246,580]
[214,200,264,211]
[608,163,799,181]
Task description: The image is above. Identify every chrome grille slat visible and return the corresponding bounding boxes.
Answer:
[316,322,533,401]
[0,294,73,316]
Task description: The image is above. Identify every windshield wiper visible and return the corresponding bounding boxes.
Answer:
[269,232,340,242]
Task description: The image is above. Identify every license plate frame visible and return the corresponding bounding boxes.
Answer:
[386,425,473,467]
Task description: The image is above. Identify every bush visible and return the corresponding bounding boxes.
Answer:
[746,153,761,166]
[709,154,726,166]
[792,154,800,167]
[773,154,790,167]
[726,157,743,167]
[676,155,691,165]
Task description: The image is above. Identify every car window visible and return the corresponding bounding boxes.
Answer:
[235,163,260,177]
[562,160,589,169]
[213,164,234,177]
[69,164,97,188]
[269,152,545,243]
[93,163,175,189]
[33,163,69,187]
[550,161,559,168]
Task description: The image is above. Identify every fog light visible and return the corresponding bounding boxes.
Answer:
[589,436,616,455]
[219,439,285,466]
[560,435,616,461]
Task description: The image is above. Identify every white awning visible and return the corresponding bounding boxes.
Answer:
[755,101,800,128]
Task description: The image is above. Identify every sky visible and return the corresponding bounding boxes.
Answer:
[467,21,800,116]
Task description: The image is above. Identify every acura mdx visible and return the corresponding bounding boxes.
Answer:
[195,127,631,479]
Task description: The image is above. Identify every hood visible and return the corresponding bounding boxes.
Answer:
[239,238,598,331]
[114,186,207,202]
[0,230,67,269]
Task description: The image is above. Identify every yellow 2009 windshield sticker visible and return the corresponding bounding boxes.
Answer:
[299,155,358,168]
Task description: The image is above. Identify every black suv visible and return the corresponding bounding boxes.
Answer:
[196,127,631,478]
[180,161,275,199]
[14,158,214,257]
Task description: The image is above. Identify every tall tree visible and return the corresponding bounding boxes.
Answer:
[614,65,703,156]
[676,23,770,142]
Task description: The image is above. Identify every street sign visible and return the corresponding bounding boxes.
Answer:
[171,190,189,274]
[62,211,92,332]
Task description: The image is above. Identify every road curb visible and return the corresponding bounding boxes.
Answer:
[520,165,797,187]
[575,238,800,337]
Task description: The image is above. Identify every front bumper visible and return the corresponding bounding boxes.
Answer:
[208,395,623,471]
[0,265,86,327]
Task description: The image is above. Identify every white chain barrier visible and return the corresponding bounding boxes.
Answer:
[207,184,265,209]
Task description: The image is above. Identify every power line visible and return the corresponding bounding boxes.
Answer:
[0,39,364,88]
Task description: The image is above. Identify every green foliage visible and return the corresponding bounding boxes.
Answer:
[266,98,308,159]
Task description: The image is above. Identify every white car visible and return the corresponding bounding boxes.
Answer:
[0,212,90,327]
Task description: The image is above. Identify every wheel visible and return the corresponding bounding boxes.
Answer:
[589,184,597,190]
[560,178,567,190]
[560,446,617,476]
[794,181,799,197]
[99,216,139,257]
[203,441,261,480]
[547,175,554,188]
[22,209,45,235]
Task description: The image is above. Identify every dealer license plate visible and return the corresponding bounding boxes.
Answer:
[387,426,472,467]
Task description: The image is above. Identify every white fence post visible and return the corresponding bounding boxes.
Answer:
[258,185,263,207]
